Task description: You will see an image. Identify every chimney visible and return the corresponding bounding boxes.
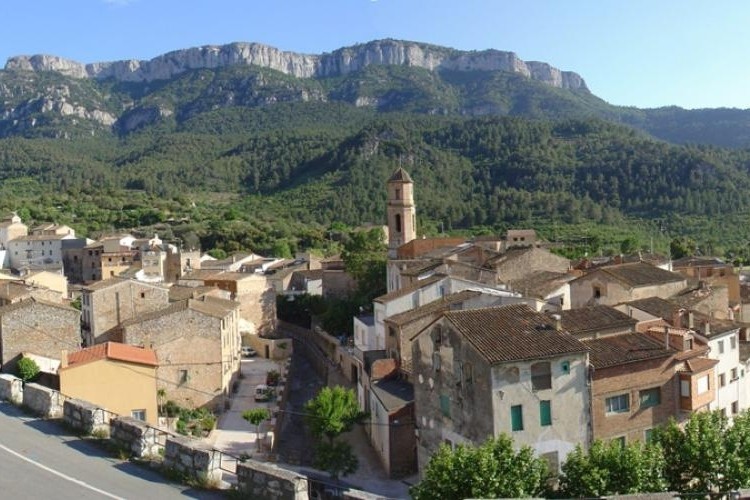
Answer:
[60,350,68,369]
[688,311,694,329]
[703,321,711,336]
[663,326,670,349]
[551,314,562,331]
[672,310,682,328]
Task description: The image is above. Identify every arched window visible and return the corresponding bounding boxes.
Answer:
[395,214,402,233]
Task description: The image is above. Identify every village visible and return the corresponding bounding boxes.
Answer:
[0,167,747,495]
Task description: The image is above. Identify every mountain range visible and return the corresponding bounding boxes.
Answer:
[1,39,750,256]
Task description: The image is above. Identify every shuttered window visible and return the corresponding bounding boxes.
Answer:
[540,400,552,426]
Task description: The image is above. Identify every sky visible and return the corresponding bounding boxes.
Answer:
[2,0,749,110]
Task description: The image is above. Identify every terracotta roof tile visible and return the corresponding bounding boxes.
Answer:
[388,167,413,183]
[597,262,685,288]
[583,333,673,369]
[682,357,719,374]
[559,305,637,336]
[444,304,588,364]
[66,342,157,368]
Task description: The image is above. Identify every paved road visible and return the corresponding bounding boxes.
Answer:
[0,402,224,499]
[212,357,282,457]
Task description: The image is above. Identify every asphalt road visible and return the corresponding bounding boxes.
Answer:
[0,402,225,499]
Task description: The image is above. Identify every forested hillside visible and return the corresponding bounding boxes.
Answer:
[3,43,750,259]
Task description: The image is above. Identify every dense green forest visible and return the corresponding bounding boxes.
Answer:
[3,58,750,259]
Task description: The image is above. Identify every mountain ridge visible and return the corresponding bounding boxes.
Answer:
[4,39,588,91]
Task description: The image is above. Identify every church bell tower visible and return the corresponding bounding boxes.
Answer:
[386,167,417,259]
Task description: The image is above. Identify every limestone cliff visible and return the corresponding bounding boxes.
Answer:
[5,40,588,91]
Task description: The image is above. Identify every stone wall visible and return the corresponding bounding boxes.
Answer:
[236,460,308,499]
[163,435,221,481]
[63,399,110,435]
[23,382,63,418]
[110,416,163,458]
[0,373,22,404]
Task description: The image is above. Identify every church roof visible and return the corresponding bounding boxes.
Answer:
[388,167,413,183]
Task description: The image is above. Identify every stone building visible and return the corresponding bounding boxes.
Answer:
[484,246,570,284]
[0,298,81,374]
[368,377,416,478]
[202,272,275,335]
[569,262,687,309]
[386,167,417,259]
[7,223,76,272]
[80,278,169,345]
[411,304,590,475]
[119,296,241,410]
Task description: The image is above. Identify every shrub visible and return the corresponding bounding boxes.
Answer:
[17,357,40,383]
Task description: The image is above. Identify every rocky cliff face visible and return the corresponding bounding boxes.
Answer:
[5,40,588,91]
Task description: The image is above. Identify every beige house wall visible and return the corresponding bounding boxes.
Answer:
[60,358,158,425]
[25,271,68,297]
[571,274,686,309]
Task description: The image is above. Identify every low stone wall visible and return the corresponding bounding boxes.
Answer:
[163,435,221,482]
[0,374,22,404]
[63,399,110,435]
[23,382,63,418]
[237,460,308,500]
[110,416,162,458]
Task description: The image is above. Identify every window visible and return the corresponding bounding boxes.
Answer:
[639,388,661,408]
[561,361,570,374]
[394,188,400,200]
[540,400,552,426]
[719,340,725,354]
[644,429,654,443]
[684,338,694,350]
[731,335,737,350]
[179,370,189,384]
[462,362,473,386]
[531,362,552,391]
[605,394,630,414]
[540,451,559,475]
[612,436,626,448]
[681,379,690,397]
[511,405,524,431]
[140,292,146,299]
[720,373,726,387]
[432,352,441,372]
[731,368,739,381]
[439,394,451,418]
[433,325,443,347]
[732,401,739,414]
[388,327,396,338]
[697,375,710,394]
[394,214,402,233]
[131,409,146,421]
[593,286,602,299]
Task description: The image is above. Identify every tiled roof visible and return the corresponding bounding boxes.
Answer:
[371,378,414,412]
[625,296,682,319]
[512,271,574,299]
[0,297,77,315]
[388,167,413,183]
[597,262,685,288]
[83,278,168,293]
[387,290,481,327]
[168,285,216,302]
[0,281,37,300]
[203,272,259,282]
[672,256,730,268]
[291,269,324,281]
[682,357,719,374]
[400,260,442,277]
[66,342,157,368]
[444,304,588,364]
[373,274,445,304]
[559,305,637,336]
[11,233,70,241]
[583,333,673,369]
[179,269,222,281]
[120,297,236,327]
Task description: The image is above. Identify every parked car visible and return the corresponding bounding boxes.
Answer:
[254,384,273,402]
[241,346,257,358]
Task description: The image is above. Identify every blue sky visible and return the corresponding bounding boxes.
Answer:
[2,0,748,109]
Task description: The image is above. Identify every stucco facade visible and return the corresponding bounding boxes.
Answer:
[59,343,159,425]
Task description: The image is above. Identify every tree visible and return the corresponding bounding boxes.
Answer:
[242,408,271,451]
[16,357,40,383]
[620,236,639,254]
[558,440,667,497]
[410,435,548,500]
[304,386,365,479]
[340,228,387,303]
[654,411,735,493]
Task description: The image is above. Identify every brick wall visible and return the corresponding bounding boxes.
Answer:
[591,357,677,443]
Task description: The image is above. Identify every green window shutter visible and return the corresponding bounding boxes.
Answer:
[540,400,552,426]
[439,394,451,418]
[511,405,524,431]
